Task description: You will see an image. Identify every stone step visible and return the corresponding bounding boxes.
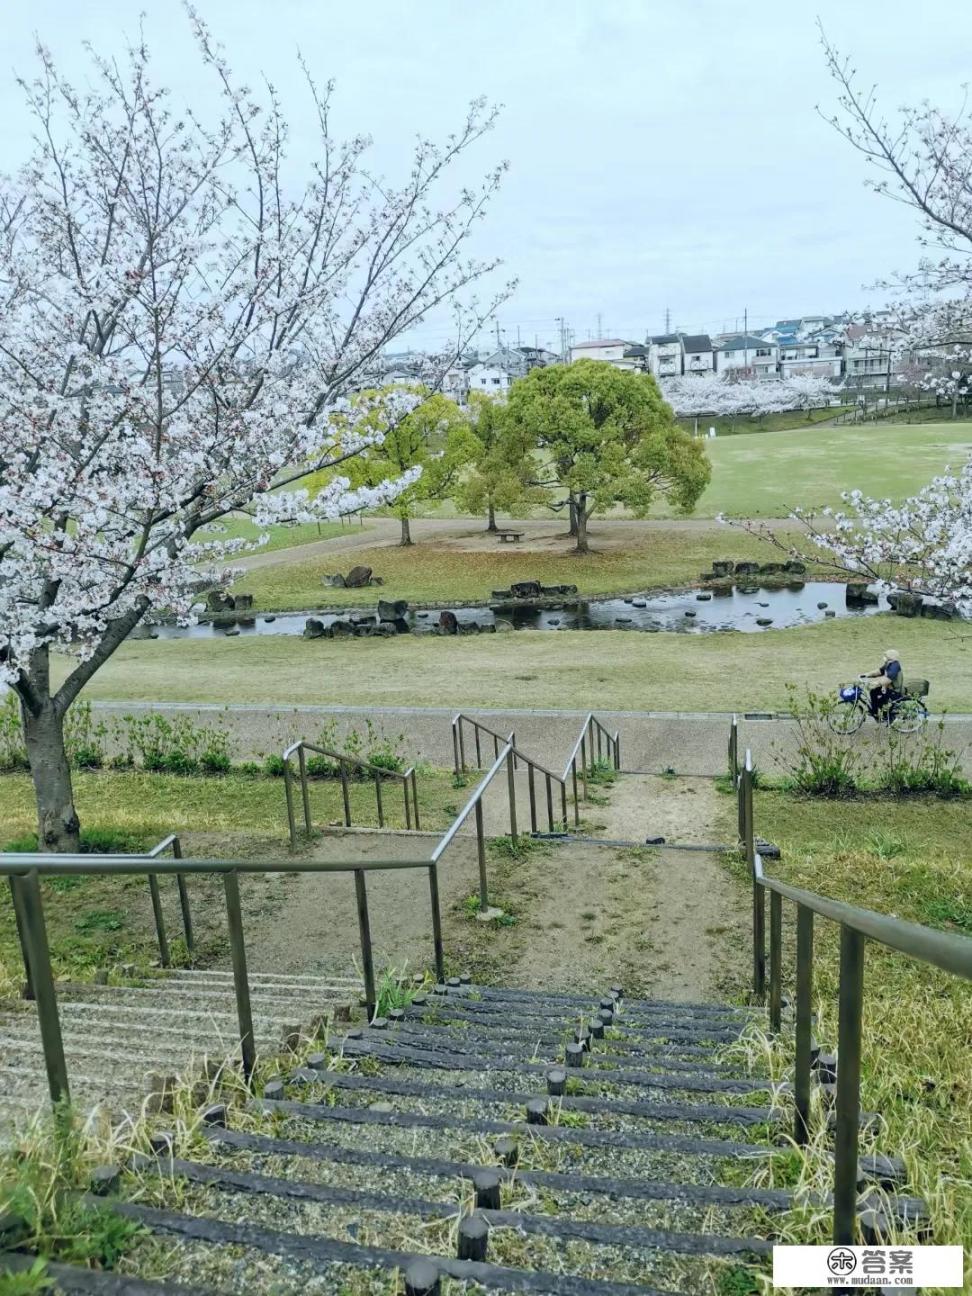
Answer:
[473,985,754,1020]
[110,1198,689,1296]
[425,997,743,1042]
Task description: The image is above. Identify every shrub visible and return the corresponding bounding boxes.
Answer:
[263,754,286,777]
[237,761,262,777]
[3,828,145,854]
[0,694,29,771]
[877,721,970,798]
[779,687,864,798]
[305,754,340,779]
[64,702,107,770]
[121,712,230,776]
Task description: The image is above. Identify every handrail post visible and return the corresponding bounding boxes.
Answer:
[428,864,445,983]
[411,768,420,831]
[510,730,517,771]
[147,874,171,968]
[794,904,814,1145]
[833,925,866,1244]
[403,773,412,830]
[172,837,194,959]
[580,736,588,801]
[8,877,35,1000]
[283,753,298,851]
[560,782,568,833]
[452,719,461,777]
[474,799,489,910]
[614,733,621,770]
[373,769,384,828]
[769,890,782,1033]
[340,760,352,827]
[475,726,482,769]
[354,869,376,1019]
[571,759,580,826]
[13,871,69,1108]
[297,744,312,835]
[527,765,537,834]
[223,869,255,1082]
[506,748,518,845]
[545,773,554,833]
[458,719,467,775]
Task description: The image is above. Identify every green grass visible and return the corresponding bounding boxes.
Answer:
[676,404,854,439]
[683,420,972,518]
[59,614,972,713]
[232,529,814,610]
[733,789,972,1251]
[0,768,459,984]
[195,515,360,555]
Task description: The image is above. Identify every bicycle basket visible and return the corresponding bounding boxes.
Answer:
[839,685,860,702]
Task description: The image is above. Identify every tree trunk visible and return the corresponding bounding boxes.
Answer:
[573,496,590,554]
[21,700,80,853]
[568,495,578,537]
[486,501,497,532]
[400,515,412,546]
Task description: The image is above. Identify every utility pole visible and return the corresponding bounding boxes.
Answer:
[495,320,502,350]
[596,312,603,340]
[556,317,567,362]
[516,325,521,348]
[664,306,671,334]
[743,307,749,373]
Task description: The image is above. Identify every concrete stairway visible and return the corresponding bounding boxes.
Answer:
[0,968,361,1134]
[4,981,798,1295]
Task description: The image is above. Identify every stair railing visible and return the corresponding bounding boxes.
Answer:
[736,747,972,1245]
[7,832,191,1001]
[282,740,420,849]
[452,714,567,836]
[561,713,622,826]
[451,713,516,775]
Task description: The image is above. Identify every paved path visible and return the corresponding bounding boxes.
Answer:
[89,701,972,776]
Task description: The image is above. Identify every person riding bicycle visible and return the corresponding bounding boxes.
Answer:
[862,649,904,716]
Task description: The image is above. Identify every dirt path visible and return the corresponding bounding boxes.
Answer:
[584,772,733,845]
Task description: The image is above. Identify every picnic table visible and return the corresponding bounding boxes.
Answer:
[496,530,523,544]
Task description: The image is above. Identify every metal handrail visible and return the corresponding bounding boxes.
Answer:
[735,745,972,1246]
[452,713,568,837]
[561,712,622,826]
[281,739,419,848]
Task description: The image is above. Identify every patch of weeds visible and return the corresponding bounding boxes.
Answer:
[580,911,597,922]
[715,1265,761,1296]
[372,966,426,1017]
[451,773,470,789]
[0,1260,54,1294]
[442,803,459,817]
[3,827,146,855]
[73,910,125,934]
[587,758,617,787]
[921,897,972,933]
[584,933,605,945]
[551,1105,588,1129]
[487,835,549,861]
[866,830,908,860]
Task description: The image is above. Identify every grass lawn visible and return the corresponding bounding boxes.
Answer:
[195,515,359,555]
[234,529,813,610]
[683,420,972,519]
[735,789,971,1248]
[60,614,972,712]
[0,768,459,985]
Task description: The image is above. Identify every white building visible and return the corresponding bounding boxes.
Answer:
[569,338,634,365]
[680,335,715,375]
[646,334,682,379]
[714,334,779,380]
[441,365,471,405]
[466,363,513,396]
[778,340,843,380]
[842,326,898,390]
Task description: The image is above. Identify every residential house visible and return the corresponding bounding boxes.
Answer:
[646,334,683,379]
[516,345,560,370]
[441,365,471,405]
[842,325,898,390]
[569,338,635,365]
[680,335,715,375]
[778,339,843,380]
[466,363,513,396]
[714,334,779,380]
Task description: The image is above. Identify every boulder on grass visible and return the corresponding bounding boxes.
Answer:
[378,598,408,622]
[759,562,786,575]
[233,593,254,610]
[887,590,923,617]
[329,619,354,638]
[510,580,542,599]
[206,590,234,613]
[345,565,373,589]
[785,560,807,575]
[734,561,760,575]
[303,618,326,639]
[711,560,734,578]
[491,589,513,601]
[494,619,513,632]
[323,573,346,588]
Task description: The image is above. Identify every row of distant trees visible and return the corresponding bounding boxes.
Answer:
[340,360,712,552]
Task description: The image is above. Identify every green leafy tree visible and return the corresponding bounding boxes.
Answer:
[349,388,477,544]
[454,392,547,531]
[507,360,711,553]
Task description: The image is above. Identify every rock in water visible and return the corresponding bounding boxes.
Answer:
[345,565,373,589]
[438,610,459,634]
[378,598,408,622]
[303,618,325,639]
[329,619,353,638]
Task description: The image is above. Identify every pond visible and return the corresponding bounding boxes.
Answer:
[148,580,888,639]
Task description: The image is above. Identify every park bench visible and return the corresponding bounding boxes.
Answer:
[496,529,523,544]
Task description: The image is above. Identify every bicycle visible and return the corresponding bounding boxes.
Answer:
[827,677,929,736]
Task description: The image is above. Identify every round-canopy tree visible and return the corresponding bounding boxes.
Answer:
[507,360,710,552]
[346,389,477,544]
[454,392,547,532]
[0,19,506,850]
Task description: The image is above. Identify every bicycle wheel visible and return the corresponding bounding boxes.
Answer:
[828,701,866,735]
[890,699,928,734]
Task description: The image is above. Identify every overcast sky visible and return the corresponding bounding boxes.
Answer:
[1,1,968,353]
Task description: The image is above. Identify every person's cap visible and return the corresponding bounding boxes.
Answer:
[884,649,900,662]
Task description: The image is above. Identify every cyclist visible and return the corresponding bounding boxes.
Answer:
[862,649,904,717]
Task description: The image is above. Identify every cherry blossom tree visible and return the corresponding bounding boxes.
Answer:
[660,373,835,426]
[0,16,507,850]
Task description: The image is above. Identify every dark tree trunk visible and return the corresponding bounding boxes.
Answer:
[573,495,590,554]
[486,501,497,532]
[568,495,578,537]
[21,699,80,853]
[400,515,413,546]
